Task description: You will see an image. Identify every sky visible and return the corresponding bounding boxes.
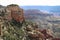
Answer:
[0,0,60,6]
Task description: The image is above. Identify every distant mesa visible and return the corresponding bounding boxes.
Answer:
[24,9,53,19]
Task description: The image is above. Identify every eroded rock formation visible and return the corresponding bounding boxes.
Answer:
[25,23,54,40]
[5,4,24,23]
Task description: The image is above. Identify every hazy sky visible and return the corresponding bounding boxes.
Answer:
[0,0,60,6]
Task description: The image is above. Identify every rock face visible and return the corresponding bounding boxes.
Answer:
[5,4,24,22]
[0,17,4,36]
[25,24,54,40]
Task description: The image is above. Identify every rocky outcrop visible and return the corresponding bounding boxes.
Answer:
[25,23,54,40]
[5,4,24,22]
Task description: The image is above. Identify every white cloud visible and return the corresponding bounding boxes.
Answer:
[0,0,60,6]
